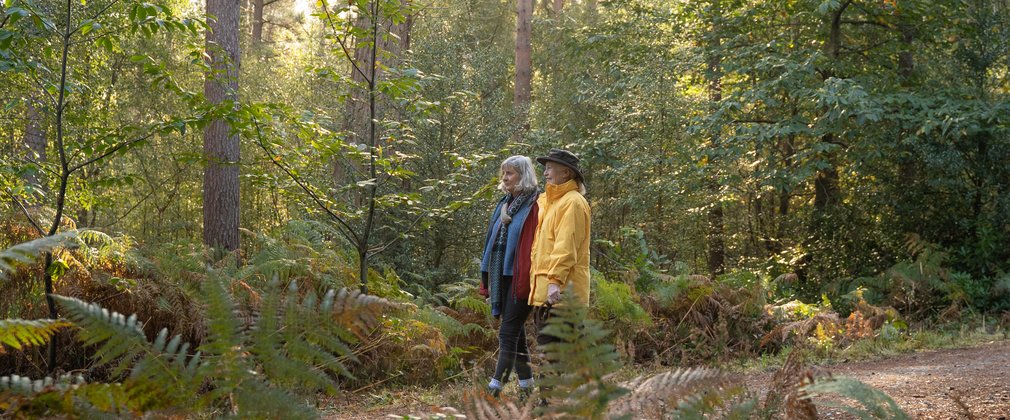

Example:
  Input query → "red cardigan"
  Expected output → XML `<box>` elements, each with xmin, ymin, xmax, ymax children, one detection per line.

<box><xmin>480</xmin><ymin>202</ymin><xmax>538</xmax><ymax>300</ymax></box>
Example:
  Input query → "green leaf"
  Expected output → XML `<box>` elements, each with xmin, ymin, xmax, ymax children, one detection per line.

<box><xmin>47</xmin><ymin>259</ymin><xmax>69</xmax><ymax>281</ymax></box>
<box><xmin>5</xmin><ymin>7</ymin><xmax>29</xmax><ymax>25</ymax></box>
<box><xmin>79</xmin><ymin>19</ymin><xmax>100</xmax><ymax>35</ymax></box>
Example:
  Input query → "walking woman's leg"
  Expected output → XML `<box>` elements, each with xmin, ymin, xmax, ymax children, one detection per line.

<box><xmin>491</xmin><ymin>277</ymin><xmax>522</xmax><ymax>386</ymax></box>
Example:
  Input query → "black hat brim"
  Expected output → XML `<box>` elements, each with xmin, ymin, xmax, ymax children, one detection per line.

<box><xmin>536</xmin><ymin>156</ymin><xmax>584</xmax><ymax>182</ymax></box>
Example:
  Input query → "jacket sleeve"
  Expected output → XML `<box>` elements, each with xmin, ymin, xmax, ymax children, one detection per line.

<box><xmin>546</xmin><ymin>199</ymin><xmax>590</xmax><ymax>287</ymax></box>
<box><xmin>479</xmin><ymin>198</ymin><xmax>504</xmax><ymax>272</ymax></box>
<box><xmin>512</xmin><ymin>202</ymin><xmax>538</xmax><ymax>300</ymax></box>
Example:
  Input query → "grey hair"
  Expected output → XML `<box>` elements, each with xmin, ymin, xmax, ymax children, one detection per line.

<box><xmin>498</xmin><ymin>155</ymin><xmax>539</xmax><ymax>193</ymax></box>
<box><xmin>553</xmin><ymin>164</ymin><xmax>588</xmax><ymax>195</ymax></box>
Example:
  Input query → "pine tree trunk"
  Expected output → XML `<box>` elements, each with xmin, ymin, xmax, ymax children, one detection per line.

<box><xmin>514</xmin><ymin>0</ymin><xmax>533</xmax><ymax>140</ymax></box>
<box><xmin>252</xmin><ymin>0</ymin><xmax>264</xmax><ymax>44</ymax></box>
<box><xmin>337</xmin><ymin>1</ymin><xmax>412</xmax><ymax>186</ymax></box>
<box><xmin>811</xmin><ymin>1</ymin><xmax>849</xmax><ymax>229</ymax></box>
<box><xmin>203</xmin><ymin>0</ymin><xmax>242</xmax><ymax>253</ymax></box>
<box><xmin>22</xmin><ymin>98</ymin><xmax>46</xmax><ymax>205</ymax></box>
<box><xmin>706</xmin><ymin>2</ymin><xmax>725</xmax><ymax>276</ymax></box>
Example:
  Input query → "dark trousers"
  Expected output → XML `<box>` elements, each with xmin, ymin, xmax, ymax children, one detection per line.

<box><xmin>493</xmin><ymin>276</ymin><xmax>533</xmax><ymax>382</ymax></box>
<box><xmin>532</xmin><ymin>305</ymin><xmax>558</xmax><ymax>347</ymax></box>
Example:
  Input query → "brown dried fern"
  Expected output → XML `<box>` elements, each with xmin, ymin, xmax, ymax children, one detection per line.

<box><xmin>763</xmin><ymin>351</ymin><xmax>819</xmax><ymax>419</ymax></box>
<box><xmin>329</xmin><ymin>288</ymin><xmax>406</xmax><ymax>339</ymax></box>
<box><xmin>760</xmin><ymin>312</ymin><xmax>841</xmax><ymax>348</ymax></box>
<box><xmin>607</xmin><ymin>367</ymin><xmax>735</xmax><ymax>418</ymax></box>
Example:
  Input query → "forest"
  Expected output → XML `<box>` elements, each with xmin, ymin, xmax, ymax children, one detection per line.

<box><xmin>1</xmin><ymin>0</ymin><xmax>1009</xmax><ymax>417</ymax></box>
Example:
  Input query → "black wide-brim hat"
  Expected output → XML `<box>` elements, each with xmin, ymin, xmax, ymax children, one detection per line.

<box><xmin>536</xmin><ymin>149</ymin><xmax>584</xmax><ymax>182</ymax></box>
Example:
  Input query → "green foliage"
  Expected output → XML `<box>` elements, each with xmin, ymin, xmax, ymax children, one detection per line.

<box><xmin>412</xmin><ymin>306</ymin><xmax>486</xmax><ymax>342</ymax></box>
<box><xmin>803</xmin><ymin>376</ymin><xmax>911</xmax><ymax>420</ymax></box>
<box><xmin>592</xmin><ymin>271</ymin><xmax>651</xmax><ymax>328</ymax></box>
<box><xmin>0</xmin><ymin>274</ymin><xmax>400</xmax><ymax>417</ymax></box>
<box><xmin>0</xmin><ymin>373</ymin><xmax>85</xmax><ymax>396</ymax></box>
<box><xmin>538</xmin><ymin>291</ymin><xmax>628</xmax><ymax>418</ymax></box>
<box><xmin>0</xmin><ymin>319</ymin><xmax>72</xmax><ymax>353</ymax></box>
<box><xmin>0</xmin><ymin>231</ymin><xmax>79</xmax><ymax>280</ymax></box>
<box><xmin>238</xmin><ymin>220</ymin><xmax>358</xmax><ymax>291</ymax></box>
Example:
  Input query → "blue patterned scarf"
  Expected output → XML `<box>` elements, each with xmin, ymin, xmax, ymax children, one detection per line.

<box><xmin>484</xmin><ymin>190</ymin><xmax>537</xmax><ymax>316</ymax></box>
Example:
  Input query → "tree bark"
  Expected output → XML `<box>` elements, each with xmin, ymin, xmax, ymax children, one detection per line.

<box><xmin>22</xmin><ymin>98</ymin><xmax>47</xmax><ymax>204</ymax></box>
<box><xmin>706</xmin><ymin>1</ymin><xmax>725</xmax><ymax>276</ymax></box>
<box><xmin>514</xmin><ymin>0</ymin><xmax>533</xmax><ymax>140</ymax></box>
<box><xmin>811</xmin><ymin>1</ymin><xmax>849</xmax><ymax>226</ymax></box>
<box><xmin>337</xmin><ymin>1</ymin><xmax>412</xmax><ymax>185</ymax></box>
<box><xmin>553</xmin><ymin>0</ymin><xmax>563</xmax><ymax>13</ymax></box>
<box><xmin>252</xmin><ymin>0</ymin><xmax>264</xmax><ymax>44</ymax></box>
<box><xmin>203</xmin><ymin>0</ymin><xmax>242</xmax><ymax>253</ymax></box>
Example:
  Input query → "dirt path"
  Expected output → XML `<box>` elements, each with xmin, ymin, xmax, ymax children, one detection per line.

<box><xmin>750</xmin><ymin>341</ymin><xmax>1010</xmax><ymax>419</ymax></box>
<box><xmin>327</xmin><ymin>342</ymin><xmax>1010</xmax><ymax>419</ymax></box>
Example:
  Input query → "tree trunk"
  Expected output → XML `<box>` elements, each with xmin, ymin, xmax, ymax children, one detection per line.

<box><xmin>203</xmin><ymin>0</ymin><xmax>242</xmax><ymax>254</ymax></box>
<box><xmin>705</xmin><ymin>2</ymin><xmax>725</xmax><ymax>276</ymax></box>
<box><xmin>811</xmin><ymin>1</ymin><xmax>849</xmax><ymax>228</ymax></box>
<box><xmin>337</xmin><ymin>1</ymin><xmax>412</xmax><ymax>186</ymax></box>
<box><xmin>553</xmin><ymin>0</ymin><xmax>563</xmax><ymax>13</ymax></box>
<box><xmin>898</xmin><ymin>24</ymin><xmax>915</xmax><ymax>83</ymax></box>
<box><xmin>252</xmin><ymin>0</ymin><xmax>264</xmax><ymax>44</ymax></box>
<box><xmin>514</xmin><ymin>0</ymin><xmax>533</xmax><ymax>140</ymax></box>
<box><xmin>22</xmin><ymin>98</ymin><xmax>47</xmax><ymax>204</ymax></box>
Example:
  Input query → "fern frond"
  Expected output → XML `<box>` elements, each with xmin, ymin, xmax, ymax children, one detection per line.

<box><xmin>196</xmin><ymin>275</ymin><xmax>249</xmax><ymax>406</ymax></box>
<box><xmin>0</xmin><ymin>373</ymin><xmax>85</xmax><ymax>395</ymax></box>
<box><xmin>0</xmin><ymin>319</ymin><xmax>73</xmax><ymax>353</ymax></box>
<box><xmin>0</xmin><ymin>230</ymin><xmax>79</xmax><ymax>280</ymax></box>
<box><xmin>414</xmin><ymin>307</ymin><xmax>474</xmax><ymax>340</ymax></box>
<box><xmin>453</xmin><ymin>296</ymin><xmax>491</xmax><ymax>316</ymax></box>
<box><xmin>73</xmin><ymin>230</ymin><xmax>120</xmax><ymax>265</ymax></box>
<box><xmin>123</xmin><ymin>327</ymin><xmax>203</xmax><ymax>410</ymax></box>
<box><xmin>802</xmin><ymin>376</ymin><xmax>911</xmax><ymax>419</ymax></box>
<box><xmin>461</xmin><ymin>390</ymin><xmax>534</xmax><ymax>419</ymax></box>
<box><xmin>53</xmin><ymin>295</ymin><xmax>147</xmax><ymax>376</ymax></box>
<box><xmin>53</xmin><ymin>295</ymin><xmax>204</xmax><ymax>411</ymax></box>
<box><xmin>325</xmin><ymin>288</ymin><xmax>403</xmax><ymax>339</ymax></box>
<box><xmin>538</xmin><ymin>290</ymin><xmax>627</xmax><ymax>418</ymax></box>
<box><xmin>234</xmin><ymin>379</ymin><xmax>318</xmax><ymax>419</ymax></box>
<box><xmin>763</xmin><ymin>350</ymin><xmax>819</xmax><ymax>419</ymax></box>
<box><xmin>609</xmin><ymin>367</ymin><xmax>734</xmax><ymax>418</ymax></box>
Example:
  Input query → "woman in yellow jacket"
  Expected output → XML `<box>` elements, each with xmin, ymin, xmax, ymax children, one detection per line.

<box><xmin>529</xmin><ymin>149</ymin><xmax>591</xmax><ymax>346</ymax></box>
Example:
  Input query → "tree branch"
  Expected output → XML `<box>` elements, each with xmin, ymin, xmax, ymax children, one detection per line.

<box><xmin>251</xmin><ymin>117</ymin><xmax>361</xmax><ymax>246</ymax></box>
<box><xmin>368</xmin><ymin>211</ymin><xmax>425</xmax><ymax>256</ymax></box>
<box><xmin>319</xmin><ymin>0</ymin><xmax>371</xmax><ymax>84</ymax></box>
<box><xmin>5</xmin><ymin>191</ymin><xmax>46</xmax><ymax>237</ymax></box>
<box><xmin>68</xmin><ymin>131</ymin><xmax>156</xmax><ymax>174</ymax></box>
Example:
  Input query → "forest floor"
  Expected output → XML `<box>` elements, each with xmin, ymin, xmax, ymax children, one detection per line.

<box><xmin>745</xmin><ymin>340</ymin><xmax>1010</xmax><ymax>419</ymax></box>
<box><xmin>324</xmin><ymin>340</ymin><xmax>1010</xmax><ymax>419</ymax></box>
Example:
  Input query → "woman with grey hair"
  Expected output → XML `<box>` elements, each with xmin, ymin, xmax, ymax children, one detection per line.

<box><xmin>479</xmin><ymin>155</ymin><xmax>540</xmax><ymax>398</ymax></box>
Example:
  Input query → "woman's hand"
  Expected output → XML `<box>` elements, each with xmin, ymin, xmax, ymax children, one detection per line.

<box><xmin>547</xmin><ymin>283</ymin><xmax>561</xmax><ymax>304</ymax></box>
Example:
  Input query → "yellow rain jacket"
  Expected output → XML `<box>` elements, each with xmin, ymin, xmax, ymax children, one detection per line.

<box><xmin>529</xmin><ymin>179</ymin><xmax>591</xmax><ymax>307</ymax></box>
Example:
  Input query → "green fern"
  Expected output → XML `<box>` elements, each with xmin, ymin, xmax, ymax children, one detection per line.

<box><xmin>803</xmin><ymin>376</ymin><xmax>911</xmax><ymax>419</ymax></box>
<box><xmin>53</xmin><ymin>295</ymin><xmax>203</xmax><ymax>411</ymax></box>
<box><xmin>0</xmin><ymin>243</ymin><xmax>398</xmax><ymax>418</ymax></box>
<box><xmin>0</xmin><ymin>319</ymin><xmax>73</xmax><ymax>352</ymax></box>
<box><xmin>413</xmin><ymin>306</ymin><xmax>490</xmax><ymax>340</ymax></box>
<box><xmin>0</xmin><ymin>230</ymin><xmax>79</xmax><ymax>280</ymax></box>
<box><xmin>0</xmin><ymin>373</ymin><xmax>85</xmax><ymax>395</ymax></box>
<box><xmin>537</xmin><ymin>289</ymin><xmax>628</xmax><ymax>418</ymax></box>
<box><xmin>52</xmin><ymin>295</ymin><xmax>148</xmax><ymax>376</ymax></box>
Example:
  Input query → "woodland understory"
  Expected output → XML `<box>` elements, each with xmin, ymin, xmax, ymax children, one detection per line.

<box><xmin>2</xmin><ymin>0</ymin><xmax>1010</xmax><ymax>418</ymax></box>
